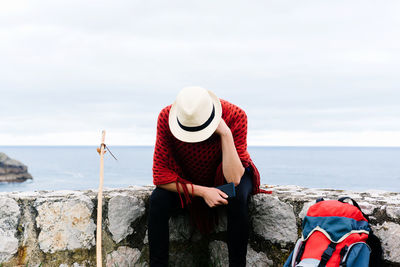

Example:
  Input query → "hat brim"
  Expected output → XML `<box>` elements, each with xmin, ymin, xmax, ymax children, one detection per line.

<box><xmin>169</xmin><ymin>90</ymin><xmax>222</xmax><ymax>143</ymax></box>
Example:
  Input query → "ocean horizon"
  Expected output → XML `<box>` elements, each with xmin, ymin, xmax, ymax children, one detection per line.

<box><xmin>1</xmin><ymin>145</ymin><xmax>399</xmax><ymax>193</ymax></box>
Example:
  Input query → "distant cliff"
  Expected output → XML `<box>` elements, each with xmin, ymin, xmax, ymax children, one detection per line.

<box><xmin>0</xmin><ymin>152</ymin><xmax>33</xmax><ymax>182</ymax></box>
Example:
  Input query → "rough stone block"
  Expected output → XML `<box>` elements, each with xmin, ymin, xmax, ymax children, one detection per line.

<box><xmin>169</xmin><ymin>214</ymin><xmax>192</xmax><ymax>241</ymax></box>
<box><xmin>106</xmin><ymin>246</ymin><xmax>142</xmax><ymax>267</ymax></box>
<box><xmin>209</xmin><ymin>240</ymin><xmax>273</xmax><ymax>266</ymax></box>
<box><xmin>373</xmin><ymin>222</ymin><xmax>400</xmax><ymax>263</ymax></box>
<box><xmin>108</xmin><ymin>194</ymin><xmax>145</xmax><ymax>243</ymax></box>
<box><xmin>35</xmin><ymin>195</ymin><xmax>96</xmax><ymax>253</ymax></box>
<box><xmin>298</xmin><ymin>201</ymin><xmax>314</xmax><ymax>220</ymax></box>
<box><xmin>386</xmin><ymin>206</ymin><xmax>400</xmax><ymax>219</ymax></box>
<box><xmin>59</xmin><ymin>263</ymin><xmax>88</xmax><ymax>267</ymax></box>
<box><xmin>358</xmin><ymin>202</ymin><xmax>377</xmax><ymax>215</ymax></box>
<box><xmin>250</xmin><ymin>194</ymin><xmax>297</xmax><ymax>246</ymax></box>
<box><xmin>0</xmin><ymin>197</ymin><xmax>20</xmax><ymax>263</ymax></box>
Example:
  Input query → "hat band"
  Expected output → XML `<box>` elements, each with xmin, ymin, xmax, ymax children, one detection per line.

<box><xmin>177</xmin><ymin>105</ymin><xmax>215</xmax><ymax>132</ymax></box>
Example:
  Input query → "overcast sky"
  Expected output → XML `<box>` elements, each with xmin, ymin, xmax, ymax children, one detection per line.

<box><xmin>1</xmin><ymin>0</ymin><xmax>399</xmax><ymax>146</ymax></box>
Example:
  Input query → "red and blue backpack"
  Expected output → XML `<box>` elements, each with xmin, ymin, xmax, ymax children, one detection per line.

<box><xmin>284</xmin><ymin>197</ymin><xmax>380</xmax><ymax>267</ymax></box>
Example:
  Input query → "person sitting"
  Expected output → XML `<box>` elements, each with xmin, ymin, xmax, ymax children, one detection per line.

<box><xmin>148</xmin><ymin>86</ymin><xmax>269</xmax><ymax>267</ymax></box>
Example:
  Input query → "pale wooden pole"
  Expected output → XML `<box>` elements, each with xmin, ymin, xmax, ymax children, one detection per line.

<box><xmin>96</xmin><ymin>130</ymin><xmax>106</xmax><ymax>267</ymax></box>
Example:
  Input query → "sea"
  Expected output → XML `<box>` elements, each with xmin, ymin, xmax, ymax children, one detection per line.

<box><xmin>0</xmin><ymin>146</ymin><xmax>399</xmax><ymax>193</ymax></box>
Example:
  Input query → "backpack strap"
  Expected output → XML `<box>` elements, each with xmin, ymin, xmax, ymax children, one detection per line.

<box><xmin>318</xmin><ymin>242</ymin><xmax>337</xmax><ymax>267</ymax></box>
<box><xmin>294</xmin><ymin>241</ymin><xmax>306</xmax><ymax>265</ymax></box>
<box><xmin>366</xmin><ymin>229</ymin><xmax>384</xmax><ymax>266</ymax></box>
<box><xmin>338</xmin><ymin>197</ymin><xmax>362</xmax><ymax>210</ymax></box>
<box><xmin>338</xmin><ymin>197</ymin><xmax>369</xmax><ymax>221</ymax></box>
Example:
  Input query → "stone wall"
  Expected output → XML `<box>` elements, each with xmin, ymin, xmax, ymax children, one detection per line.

<box><xmin>0</xmin><ymin>185</ymin><xmax>399</xmax><ymax>267</ymax></box>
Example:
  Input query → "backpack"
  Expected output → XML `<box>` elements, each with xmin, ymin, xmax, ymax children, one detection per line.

<box><xmin>284</xmin><ymin>197</ymin><xmax>382</xmax><ymax>267</ymax></box>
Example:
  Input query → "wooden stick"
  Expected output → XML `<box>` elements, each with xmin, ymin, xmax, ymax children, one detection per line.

<box><xmin>96</xmin><ymin>130</ymin><xmax>106</xmax><ymax>267</ymax></box>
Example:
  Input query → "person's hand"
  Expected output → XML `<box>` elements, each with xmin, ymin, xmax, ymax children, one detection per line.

<box><xmin>215</xmin><ymin>119</ymin><xmax>231</xmax><ymax>137</ymax></box>
<box><xmin>201</xmin><ymin>187</ymin><xmax>228</xmax><ymax>208</ymax></box>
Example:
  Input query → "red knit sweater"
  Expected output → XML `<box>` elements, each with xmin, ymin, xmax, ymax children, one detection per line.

<box><xmin>153</xmin><ymin>99</ymin><xmax>270</xmax><ymax>232</ymax></box>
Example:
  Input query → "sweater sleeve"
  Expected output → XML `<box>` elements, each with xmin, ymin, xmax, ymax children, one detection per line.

<box><xmin>152</xmin><ymin>109</ymin><xmax>180</xmax><ymax>185</ymax></box>
<box><xmin>222</xmin><ymin>102</ymin><xmax>271</xmax><ymax>194</ymax></box>
<box><xmin>152</xmin><ymin>108</ymin><xmax>193</xmax><ymax>206</ymax></box>
<box><xmin>230</xmin><ymin>108</ymin><xmax>251</xmax><ymax>167</ymax></box>
<box><xmin>214</xmin><ymin>103</ymin><xmax>252</xmax><ymax>187</ymax></box>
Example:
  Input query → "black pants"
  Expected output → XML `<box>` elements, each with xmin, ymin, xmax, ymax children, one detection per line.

<box><xmin>148</xmin><ymin>169</ymin><xmax>253</xmax><ymax>267</ymax></box>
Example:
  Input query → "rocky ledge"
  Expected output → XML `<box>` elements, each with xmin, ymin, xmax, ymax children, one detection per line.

<box><xmin>0</xmin><ymin>185</ymin><xmax>399</xmax><ymax>266</ymax></box>
<box><xmin>0</xmin><ymin>152</ymin><xmax>33</xmax><ymax>182</ymax></box>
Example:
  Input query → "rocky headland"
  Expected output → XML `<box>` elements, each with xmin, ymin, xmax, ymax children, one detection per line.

<box><xmin>0</xmin><ymin>152</ymin><xmax>33</xmax><ymax>182</ymax></box>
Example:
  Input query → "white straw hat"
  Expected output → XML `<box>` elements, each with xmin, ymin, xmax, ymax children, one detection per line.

<box><xmin>169</xmin><ymin>86</ymin><xmax>222</xmax><ymax>143</ymax></box>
